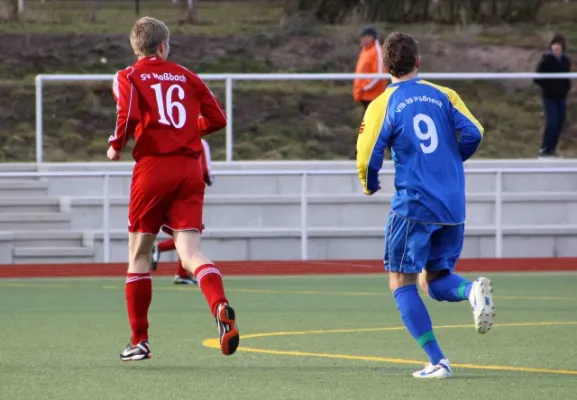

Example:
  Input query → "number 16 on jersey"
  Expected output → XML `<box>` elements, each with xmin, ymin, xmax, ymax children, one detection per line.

<box><xmin>151</xmin><ymin>83</ymin><xmax>186</xmax><ymax>129</ymax></box>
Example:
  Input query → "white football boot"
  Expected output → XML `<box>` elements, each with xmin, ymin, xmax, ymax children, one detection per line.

<box><xmin>469</xmin><ymin>277</ymin><xmax>496</xmax><ymax>334</ymax></box>
<box><xmin>413</xmin><ymin>359</ymin><xmax>453</xmax><ymax>379</ymax></box>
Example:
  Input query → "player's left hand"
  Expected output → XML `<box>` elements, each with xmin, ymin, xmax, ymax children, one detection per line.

<box><xmin>363</xmin><ymin>185</ymin><xmax>381</xmax><ymax>196</ymax></box>
<box><xmin>107</xmin><ymin>146</ymin><xmax>121</xmax><ymax>161</ymax></box>
<box><xmin>204</xmin><ymin>173</ymin><xmax>213</xmax><ymax>186</ymax></box>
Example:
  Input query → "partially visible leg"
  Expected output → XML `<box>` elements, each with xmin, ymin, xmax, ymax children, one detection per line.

<box><xmin>540</xmin><ymin>98</ymin><xmax>559</xmax><ymax>155</ymax></box>
<box><xmin>168</xmin><ymin>159</ymin><xmax>238</xmax><ymax>355</ymax></box>
<box><xmin>157</xmin><ymin>238</ymin><xmax>176</xmax><ymax>252</ymax></box>
<box><xmin>420</xmin><ymin>270</ymin><xmax>472</xmax><ymax>302</ymax></box>
<box><xmin>121</xmin><ymin>156</ymin><xmax>174</xmax><ymax>361</ymax></box>
<box><xmin>121</xmin><ymin>232</ymin><xmax>156</xmax><ymax>361</ymax></box>
<box><xmin>150</xmin><ymin>238</ymin><xmax>175</xmax><ymax>270</ymax></box>
<box><xmin>421</xmin><ymin>225</ymin><xmax>471</xmax><ymax>303</ymax></box>
<box><xmin>385</xmin><ymin>214</ymin><xmax>451</xmax><ymax>378</ymax></box>
<box><xmin>174</xmin><ymin>230</ymin><xmax>238</xmax><ymax>355</ymax></box>
<box><xmin>149</xmin><ymin>238</ymin><xmax>196</xmax><ymax>284</ymax></box>
<box><xmin>173</xmin><ymin>230</ymin><xmax>227</xmax><ymax>314</ymax></box>
<box><xmin>150</xmin><ymin>238</ymin><xmax>174</xmax><ymax>272</ymax></box>
<box><xmin>549</xmin><ymin>98</ymin><xmax>567</xmax><ymax>154</ymax></box>
<box><xmin>390</xmin><ymin>273</ymin><xmax>447</xmax><ymax>368</ymax></box>
<box><xmin>423</xmin><ymin>225</ymin><xmax>495</xmax><ymax>334</ymax></box>
<box><xmin>173</xmin><ymin>258</ymin><xmax>198</xmax><ymax>285</ymax></box>
<box><xmin>176</xmin><ymin>260</ymin><xmax>188</xmax><ymax>277</ymax></box>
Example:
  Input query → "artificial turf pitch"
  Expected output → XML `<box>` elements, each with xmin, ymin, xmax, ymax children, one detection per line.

<box><xmin>1</xmin><ymin>273</ymin><xmax>576</xmax><ymax>400</ymax></box>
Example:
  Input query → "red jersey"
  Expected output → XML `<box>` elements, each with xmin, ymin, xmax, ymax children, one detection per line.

<box><xmin>109</xmin><ymin>56</ymin><xmax>226</xmax><ymax>161</ymax></box>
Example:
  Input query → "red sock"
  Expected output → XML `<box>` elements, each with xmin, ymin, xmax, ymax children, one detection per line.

<box><xmin>195</xmin><ymin>264</ymin><xmax>228</xmax><ymax>317</ymax></box>
<box><xmin>125</xmin><ymin>273</ymin><xmax>152</xmax><ymax>345</ymax></box>
<box><xmin>158</xmin><ymin>238</ymin><xmax>176</xmax><ymax>253</ymax></box>
<box><xmin>176</xmin><ymin>259</ymin><xmax>188</xmax><ymax>278</ymax></box>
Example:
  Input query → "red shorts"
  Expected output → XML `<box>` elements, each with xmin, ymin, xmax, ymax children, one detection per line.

<box><xmin>128</xmin><ymin>155</ymin><xmax>205</xmax><ymax>234</ymax></box>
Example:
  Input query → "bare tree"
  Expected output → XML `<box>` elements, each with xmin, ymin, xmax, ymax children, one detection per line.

<box><xmin>10</xmin><ymin>0</ymin><xmax>22</xmax><ymax>21</ymax></box>
<box><xmin>186</xmin><ymin>0</ymin><xmax>197</xmax><ymax>23</ymax></box>
<box><xmin>284</xmin><ymin>0</ymin><xmax>546</xmax><ymax>24</ymax></box>
<box><xmin>86</xmin><ymin>0</ymin><xmax>98</xmax><ymax>23</ymax></box>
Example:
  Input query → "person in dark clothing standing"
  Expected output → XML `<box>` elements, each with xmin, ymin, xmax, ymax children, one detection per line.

<box><xmin>534</xmin><ymin>34</ymin><xmax>571</xmax><ymax>158</ymax></box>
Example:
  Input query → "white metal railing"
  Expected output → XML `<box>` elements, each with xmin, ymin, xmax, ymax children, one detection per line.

<box><xmin>3</xmin><ymin>167</ymin><xmax>577</xmax><ymax>263</ymax></box>
<box><xmin>35</xmin><ymin>72</ymin><xmax>577</xmax><ymax>164</ymax></box>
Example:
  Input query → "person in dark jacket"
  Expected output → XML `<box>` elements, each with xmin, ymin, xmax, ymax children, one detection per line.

<box><xmin>534</xmin><ymin>34</ymin><xmax>571</xmax><ymax>158</ymax></box>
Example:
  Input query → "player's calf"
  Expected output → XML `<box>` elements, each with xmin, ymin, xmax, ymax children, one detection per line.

<box><xmin>390</xmin><ymin>273</ymin><xmax>448</xmax><ymax>376</ymax></box>
<box><xmin>173</xmin><ymin>230</ymin><xmax>239</xmax><ymax>356</ymax></box>
<box><xmin>425</xmin><ymin>271</ymin><xmax>473</xmax><ymax>303</ymax></box>
<box><xmin>122</xmin><ymin>233</ymin><xmax>155</xmax><ymax>360</ymax></box>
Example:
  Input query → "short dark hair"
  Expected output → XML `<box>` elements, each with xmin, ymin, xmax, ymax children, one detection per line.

<box><xmin>383</xmin><ymin>32</ymin><xmax>419</xmax><ymax>78</ymax></box>
<box><xmin>359</xmin><ymin>26</ymin><xmax>378</xmax><ymax>39</ymax></box>
<box><xmin>550</xmin><ymin>34</ymin><xmax>566</xmax><ymax>51</ymax></box>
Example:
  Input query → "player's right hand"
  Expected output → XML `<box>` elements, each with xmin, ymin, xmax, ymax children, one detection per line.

<box><xmin>107</xmin><ymin>146</ymin><xmax>121</xmax><ymax>161</ymax></box>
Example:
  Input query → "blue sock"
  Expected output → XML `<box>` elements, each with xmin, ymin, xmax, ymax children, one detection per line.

<box><xmin>428</xmin><ymin>273</ymin><xmax>472</xmax><ymax>302</ymax></box>
<box><xmin>394</xmin><ymin>284</ymin><xmax>445</xmax><ymax>365</ymax></box>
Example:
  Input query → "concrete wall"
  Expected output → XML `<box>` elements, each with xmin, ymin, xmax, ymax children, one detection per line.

<box><xmin>1</xmin><ymin>160</ymin><xmax>577</xmax><ymax>263</ymax></box>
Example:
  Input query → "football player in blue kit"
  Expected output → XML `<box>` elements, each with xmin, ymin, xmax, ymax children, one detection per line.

<box><xmin>356</xmin><ymin>32</ymin><xmax>495</xmax><ymax>379</ymax></box>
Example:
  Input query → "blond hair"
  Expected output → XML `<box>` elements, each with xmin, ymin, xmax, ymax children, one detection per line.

<box><xmin>130</xmin><ymin>17</ymin><xmax>170</xmax><ymax>57</ymax></box>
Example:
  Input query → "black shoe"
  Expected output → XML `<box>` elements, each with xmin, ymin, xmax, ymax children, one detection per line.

<box><xmin>216</xmin><ymin>303</ymin><xmax>239</xmax><ymax>356</ymax></box>
<box><xmin>150</xmin><ymin>242</ymin><xmax>160</xmax><ymax>271</ymax></box>
<box><xmin>538</xmin><ymin>149</ymin><xmax>562</xmax><ymax>159</ymax></box>
<box><xmin>174</xmin><ymin>275</ymin><xmax>198</xmax><ymax>285</ymax></box>
<box><xmin>120</xmin><ymin>340</ymin><xmax>151</xmax><ymax>361</ymax></box>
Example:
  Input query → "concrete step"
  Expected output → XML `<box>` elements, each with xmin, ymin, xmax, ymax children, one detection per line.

<box><xmin>9</xmin><ymin>231</ymin><xmax>85</xmax><ymax>248</ymax></box>
<box><xmin>0</xmin><ymin>177</ymin><xmax>41</xmax><ymax>182</ymax></box>
<box><xmin>0</xmin><ymin>163</ymin><xmax>38</xmax><ymax>172</ymax></box>
<box><xmin>0</xmin><ymin>180</ymin><xmax>49</xmax><ymax>197</ymax></box>
<box><xmin>12</xmin><ymin>246</ymin><xmax>95</xmax><ymax>264</ymax></box>
<box><xmin>0</xmin><ymin>197</ymin><xmax>61</xmax><ymax>213</ymax></box>
<box><xmin>0</xmin><ymin>212</ymin><xmax>70</xmax><ymax>230</ymax></box>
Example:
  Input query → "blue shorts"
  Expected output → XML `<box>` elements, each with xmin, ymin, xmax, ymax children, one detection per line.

<box><xmin>384</xmin><ymin>212</ymin><xmax>464</xmax><ymax>274</ymax></box>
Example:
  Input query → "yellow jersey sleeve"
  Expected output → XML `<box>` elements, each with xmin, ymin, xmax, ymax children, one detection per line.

<box><xmin>356</xmin><ymin>87</ymin><xmax>396</xmax><ymax>194</ymax></box>
<box><xmin>419</xmin><ymin>80</ymin><xmax>484</xmax><ymax>160</ymax></box>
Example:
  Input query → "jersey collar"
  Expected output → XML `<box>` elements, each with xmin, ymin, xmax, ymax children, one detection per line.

<box><xmin>387</xmin><ymin>77</ymin><xmax>422</xmax><ymax>88</ymax></box>
<box><xmin>136</xmin><ymin>55</ymin><xmax>165</xmax><ymax>65</ymax></box>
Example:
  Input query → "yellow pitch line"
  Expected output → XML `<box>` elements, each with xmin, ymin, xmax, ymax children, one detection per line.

<box><xmin>202</xmin><ymin>340</ymin><xmax>577</xmax><ymax>376</ymax></box>
<box><xmin>203</xmin><ymin>321</ymin><xmax>577</xmax><ymax>376</ymax></box>
<box><xmin>238</xmin><ymin>321</ymin><xmax>577</xmax><ymax>340</ymax></box>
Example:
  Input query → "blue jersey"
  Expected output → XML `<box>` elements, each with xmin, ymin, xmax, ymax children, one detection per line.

<box><xmin>356</xmin><ymin>78</ymin><xmax>484</xmax><ymax>224</ymax></box>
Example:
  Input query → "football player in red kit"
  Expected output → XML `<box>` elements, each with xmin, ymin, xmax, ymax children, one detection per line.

<box><xmin>108</xmin><ymin>16</ymin><xmax>239</xmax><ymax>361</ymax></box>
<box><xmin>151</xmin><ymin>139</ymin><xmax>214</xmax><ymax>285</ymax></box>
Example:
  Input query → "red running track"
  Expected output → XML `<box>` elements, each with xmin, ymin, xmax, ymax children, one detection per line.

<box><xmin>0</xmin><ymin>258</ymin><xmax>576</xmax><ymax>278</ymax></box>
